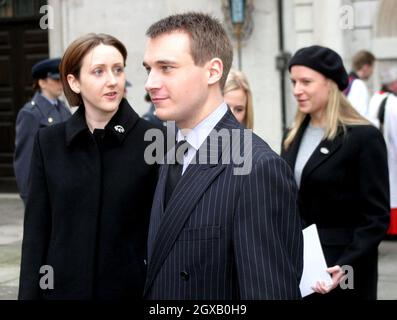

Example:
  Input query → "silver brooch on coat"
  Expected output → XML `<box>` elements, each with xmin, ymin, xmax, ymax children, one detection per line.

<box><xmin>114</xmin><ymin>125</ymin><xmax>125</xmax><ymax>133</ymax></box>
<box><xmin>320</xmin><ymin>147</ymin><xmax>329</xmax><ymax>154</ymax></box>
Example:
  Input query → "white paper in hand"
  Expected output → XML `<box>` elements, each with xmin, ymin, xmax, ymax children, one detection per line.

<box><xmin>299</xmin><ymin>224</ymin><xmax>333</xmax><ymax>297</ymax></box>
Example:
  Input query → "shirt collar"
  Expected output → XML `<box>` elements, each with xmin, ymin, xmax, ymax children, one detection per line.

<box><xmin>40</xmin><ymin>93</ymin><xmax>57</xmax><ymax>106</ymax></box>
<box><xmin>176</xmin><ymin>102</ymin><xmax>228</xmax><ymax>151</ymax></box>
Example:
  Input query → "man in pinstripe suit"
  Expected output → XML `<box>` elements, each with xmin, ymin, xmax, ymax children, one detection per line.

<box><xmin>142</xmin><ymin>12</ymin><xmax>303</xmax><ymax>299</ymax></box>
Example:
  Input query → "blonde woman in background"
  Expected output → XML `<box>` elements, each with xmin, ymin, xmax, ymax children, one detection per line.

<box><xmin>281</xmin><ymin>45</ymin><xmax>389</xmax><ymax>300</ymax></box>
<box><xmin>224</xmin><ymin>69</ymin><xmax>254</xmax><ymax>129</ymax></box>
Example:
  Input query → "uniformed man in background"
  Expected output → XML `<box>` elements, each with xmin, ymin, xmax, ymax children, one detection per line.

<box><xmin>14</xmin><ymin>58</ymin><xmax>71</xmax><ymax>204</ymax></box>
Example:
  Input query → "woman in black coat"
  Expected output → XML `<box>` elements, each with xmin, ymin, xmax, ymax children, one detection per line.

<box><xmin>18</xmin><ymin>33</ymin><xmax>161</xmax><ymax>300</ymax></box>
<box><xmin>281</xmin><ymin>45</ymin><xmax>390</xmax><ymax>300</ymax></box>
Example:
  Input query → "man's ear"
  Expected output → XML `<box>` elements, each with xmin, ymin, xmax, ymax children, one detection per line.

<box><xmin>67</xmin><ymin>74</ymin><xmax>81</xmax><ymax>93</ymax></box>
<box><xmin>207</xmin><ymin>58</ymin><xmax>223</xmax><ymax>85</ymax></box>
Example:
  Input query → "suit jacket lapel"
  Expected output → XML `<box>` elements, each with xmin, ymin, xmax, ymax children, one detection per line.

<box><xmin>300</xmin><ymin>130</ymin><xmax>343</xmax><ymax>183</ymax></box>
<box><xmin>283</xmin><ymin>116</ymin><xmax>345</xmax><ymax>184</ymax></box>
<box><xmin>144</xmin><ymin>110</ymin><xmax>237</xmax><ymax>295</ymax></box>
<box><xmin>146</xmin><ymin>164</ymin><xmax>168</xmax><ymax>260</ymax></box>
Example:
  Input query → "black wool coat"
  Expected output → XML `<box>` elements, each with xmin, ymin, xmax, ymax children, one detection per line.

<box><xmin>281</xmin><ymin>116</ymin><xmax>390</xmax><ymax>300</ymax></box>
<box><xmin>19</xmin><ymin>99</ymin><xmax>161</xmax><ymax>300</ymax></box>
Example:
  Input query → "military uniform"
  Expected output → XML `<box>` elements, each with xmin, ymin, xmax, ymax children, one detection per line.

<box><xmin>14</xmin><ymin>92</ymin><xmax>71</xmax><ymax>203</ymax></box>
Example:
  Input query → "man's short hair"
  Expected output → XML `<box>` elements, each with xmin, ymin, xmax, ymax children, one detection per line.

<box><xmin>146</xmin><ymin>12</ymin><xmax>233</xmax><ymax>89</ymax></box>
<box><xmin>352</xmin><ymin>50</ymin><xmax>375</xmax><ymax>71</ymax></box>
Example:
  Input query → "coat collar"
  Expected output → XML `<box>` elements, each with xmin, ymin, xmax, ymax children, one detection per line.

<box><xmin>144</xmin><ymin>110</ymin><xmax>239</xmax><ymax>295</ymax></box>
<box><xmin>32</xmin><ymin>92</ymin><xmax>59</xmax><ymax>115</ymax></box>
<box><xmin>65</xmin><ymin>98</ymin><xmax>140</xmax><ymax>146</ymax></box>
<box><xmin>300</xmin><ymin>131</ymin><xmax>344</xmax><ymax>182</ymax></box>
<box><xmin>282</xmin><ymin>115</ymin><xmax>345</xmax><ymax>183</ymax></box>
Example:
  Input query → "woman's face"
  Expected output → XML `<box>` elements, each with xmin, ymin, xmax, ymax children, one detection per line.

<box><xmin>224</xmin><ymin>88</ymin><xmax>247</xmax><ymax>125</ymax></box>
<box><xmin>39</xmin><ymin>78</ymin><xmax>63</xmax><ymax>100</ymax></box>
<box><xmin>290</xmin><ymin>65</ymin><xmax>330</xmax><ymax>118</ymax></box>
<box><xmin>68</xmin><ymin>44</ymin><xmax>125</xmax><ymax>117</ymax></box>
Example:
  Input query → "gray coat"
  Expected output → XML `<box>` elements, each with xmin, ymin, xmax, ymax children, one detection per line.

<box><xmin>14</xmin><ymin>92</ymin><xmax>71</xmax><ymax>203</ymax></box>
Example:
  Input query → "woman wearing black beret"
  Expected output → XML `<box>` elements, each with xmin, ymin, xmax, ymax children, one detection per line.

<box><xmin>281</xmin><ymin>45</ymin><xmax>390</xmax><ymax>300</ymax></box>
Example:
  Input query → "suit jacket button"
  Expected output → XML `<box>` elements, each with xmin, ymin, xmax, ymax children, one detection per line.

<box><xmin>180</xmin><ymin>271</ymin><xmax>189</xmax><ymax>281</ymax></box>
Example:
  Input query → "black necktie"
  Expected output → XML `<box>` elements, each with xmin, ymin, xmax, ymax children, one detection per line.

<box><xmin>164</xmin><ymin>140</ymin><xmax>189</xmax><ymax>209</ymax></box>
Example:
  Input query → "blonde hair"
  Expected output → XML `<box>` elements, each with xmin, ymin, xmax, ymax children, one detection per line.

<box><xmin>224</xmin><ymin>69</ymin><xmax>254</xmax><ymax>129</ymax></box>
<box><xmin>283</xmin><ymin>81</ymin><xmax>370</xmax><ymax>150</ymax></box>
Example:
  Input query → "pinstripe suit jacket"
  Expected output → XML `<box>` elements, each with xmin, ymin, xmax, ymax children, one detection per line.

<box><xmin>145</xmin><ymin>110</ymin><xmax>303</xmax><ymax>300</ymax></box>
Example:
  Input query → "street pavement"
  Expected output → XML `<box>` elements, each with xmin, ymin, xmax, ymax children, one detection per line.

<box><xmin>0</xmin><ymin>195</ymin><xmax>396</xmax><ymax>300</ymax></box>
<box><xmin>0</xmin><ymin>195</ymin><xmax>23</xmax><ymax>300</ymax></box>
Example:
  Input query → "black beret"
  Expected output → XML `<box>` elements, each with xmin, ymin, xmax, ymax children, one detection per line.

<box><xmin>31</xmin><ymin>58</ymin><xmax>61</xmax><ymax>80</ymax></box>
<box><xmin>288</xmin><ymin>45</ymin><xmax>348</xmax><ymax>91</ymax></box>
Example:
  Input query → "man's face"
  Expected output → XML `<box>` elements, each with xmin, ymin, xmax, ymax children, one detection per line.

<box><xmin>362</xmin><ymin>63</ymin><xmax>374</xmax><ymax>80</ymax></box>
<box><xmin>143</xmin><ymin>31</ymin><xmax>209</xmax><ymax>129</ymax></box>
